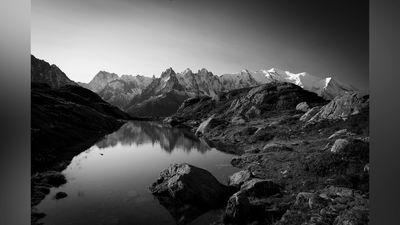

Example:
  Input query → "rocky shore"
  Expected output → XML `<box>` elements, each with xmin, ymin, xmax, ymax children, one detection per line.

<box><xmin>160</xmin><ymin>82</ymin><xmax>369</xmax><ymax>224</ymax></box>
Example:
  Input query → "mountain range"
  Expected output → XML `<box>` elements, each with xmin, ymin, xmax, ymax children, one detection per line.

<box><xmin>79</xmin><ymin>67</ymin><xmax>361</xmax><ymax>117</ymax></box>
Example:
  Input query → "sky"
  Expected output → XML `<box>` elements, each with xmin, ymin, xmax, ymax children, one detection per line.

<box><xmin>31</xmin><ymin>0</ymin><xmax>369</xmax><ymax>90</ymax></box>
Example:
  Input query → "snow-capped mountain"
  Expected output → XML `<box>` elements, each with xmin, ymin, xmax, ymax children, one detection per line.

<box><xmin>81</xmin><ymin>66</ymin><xmax>360</xmax><ymax>117</ymax></box>
<box><xmin>249</xmin><ymin>68</ymin><xmax>359</xmax><ymax>100</ymax></box>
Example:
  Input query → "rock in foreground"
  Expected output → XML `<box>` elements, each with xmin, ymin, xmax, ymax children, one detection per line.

<box><xmin>150</xmin><ymin>163</ymin><xmax>231</xmax><ymax>207</ymax></box>
<box><xmin>149</xmin><ymin>163</ymin><xmax>233</xmax><ymax>224</ymax></box>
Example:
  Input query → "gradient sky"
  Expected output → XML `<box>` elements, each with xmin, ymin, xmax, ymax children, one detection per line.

<box><xmin>31</xmin><ymin>0</ymin><xmax>368</xmax><ymax>90</ymax></box>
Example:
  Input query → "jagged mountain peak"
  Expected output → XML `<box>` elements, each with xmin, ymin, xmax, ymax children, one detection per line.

<box><xmin>161</xmin><ymin>67</ymin><xmax>176</xmax><ymax>78</ymax></box>
<box><xmin>241</xmin><ymin>69</ymin><xmax>251</xmax><ymax>74</ymax></box>
<box><xmin>198</xmin><ymin>68</ymin><xmax>213</xmax><ymax>76</ymax></box>
<box><xmin>182</xmin><ymin>68</ymin><xmax>193</xmax><ymax>75</ymax></box>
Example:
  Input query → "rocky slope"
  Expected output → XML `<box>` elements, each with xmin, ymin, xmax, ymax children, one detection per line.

<box><xmin>31</xmin><ymin>55</ymin><xmax>77</xmax><ymax>88</ymax></box>
<box><xmin>162</xmin><ymin>81</ymin><xmax>369</xmax><ymax>224</ymax></box>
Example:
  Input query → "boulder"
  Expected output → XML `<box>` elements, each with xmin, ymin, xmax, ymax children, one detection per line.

<box><xmin>240</xmin><ymin>179</ymin><xmax>281</xmax><ymax>198</ymax></box>
<box><xmin>330</xmin><ymin>139</ymin><xmax>350</xmax><ymax>153</ymax></box>
<box><xmin>228</xmin><ymin>170</ymin><xmax>253</xmax><ymax>188</ymax></box>
<box><xmin>224</xmin><ymin>179</ymin><xmax>281</xmax><ymax>223</ymax></box>
<box><xmin>163</xmin><ymin>117</ymin><xmax>181</xmax><ymax>126</ymax></box>
<box><xmin>328</xmin><ymin>129</ymin><xmax>351</xmax><ymax>139</ymax></box>
<box><xmin>149</xmin><ymin>163</ymin><xmax>231</xmax><ymax>207</ymax></box>
<box><xmin>149</xmin><ymin>163</ymin><xmax>234</xmax><ymax>224</ymax></box>
<box><xmin>54</xmin><ymin>192</ymin><xmax>68</xmax><ymax>200</ymax></box>
<box><xmin>231</xmin><ymin>116</ymin><xmax>246</xmax><ymax>125</ymax></box>
<box><xmin>224</xmin><ymin>191</ymin><xmax>251</xmax><ymax>223</ymax></box>
<box><xmin>295</xmin><ymin>102</ymin><xmax>309</xmax><ymax>112</ymax></box>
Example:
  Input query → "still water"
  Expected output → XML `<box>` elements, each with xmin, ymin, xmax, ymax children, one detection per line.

<box><xmin>36</xmin><ymin>121</ymin><xmax>239</xmax><ymax>225</ymax></box>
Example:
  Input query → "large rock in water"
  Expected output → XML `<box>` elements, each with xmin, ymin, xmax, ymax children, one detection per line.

<box><xmin>150</xmin><ymin>163</ymin><xmax>230</xmax><ymax>206</ymax></box>
<box><xmin>149</xmin><ymin>163</ymin><xmax>233</xmax><ymax>224</ymax></box>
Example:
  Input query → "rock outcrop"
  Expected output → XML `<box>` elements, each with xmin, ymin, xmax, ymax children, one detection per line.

<box><xmin>301</xmin><ymin>92</ymin><xmax>369</xmax><ymax>123</ymax></box>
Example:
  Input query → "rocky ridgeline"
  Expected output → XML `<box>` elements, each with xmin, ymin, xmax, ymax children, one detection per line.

<box><xmin>155</xmin><ymin>81</ymin><xmax>369</xmax><ymax>224</ymax></box>
<box><xmin>31</xmin><ymin>55</ymin><xmax>78</xmax><ymax>88</ymax></box>
<box><xmin>80</xmin><ymin>66</ymin><xmax>361</xmax><ymax>118</ymax></box>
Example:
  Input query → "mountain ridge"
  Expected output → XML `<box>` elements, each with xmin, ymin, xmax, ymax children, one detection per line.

<box><xmin>78</xmin><ymin>66</ymin><xmax>362</xmax><ymax>117</ymax></box>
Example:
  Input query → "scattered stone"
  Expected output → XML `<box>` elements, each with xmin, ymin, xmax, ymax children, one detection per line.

<box><xmin>36</xmin><ymin>171</ymin><xmax>67</xmax><ymax>187</ymax></box>
<box><xmin>295</xmin><ymin>102</ymin><xmax>309</xmax><ymax>112</ymax></box>
<box><xmin>54</xmin><ymin>192</ymin><xmax>68</xmax><ymax>200</ymax></box>
<box><xmin>163</xmin><ymin>117</ymin><xmax>181</xmax><ymax>126</ymax></box>
<box><xmin>231</xmin><ymin>116</ymin><xmax>246</xmax><ymax>125</ymax></box>
<box><xmin>356</xmin><ymin>136</ymin><xmax>370</xmax><ymax>143</ymax></box>
<box><xmin>364</xmin><ymin>164</ymin><xmax>370</xmax><ymax>173</ymax></box>
<box><xmin>228</xmin><ymin>170</ymin><xmax>253</xmax><ymax>188</ymax></box>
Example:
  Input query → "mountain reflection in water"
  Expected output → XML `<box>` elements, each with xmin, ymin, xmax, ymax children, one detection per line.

<box><xmin>35</xmin><ymin>121</ymin><xmax>239</xmax><ymax>225</ymax></box>
<box><xmin>96</xmin><ymin>121</ymin><xmax>209</xmax><ymax>153</ymax></box>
